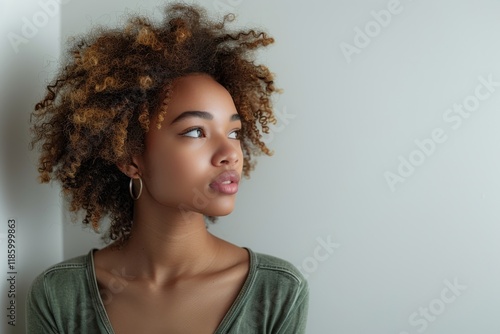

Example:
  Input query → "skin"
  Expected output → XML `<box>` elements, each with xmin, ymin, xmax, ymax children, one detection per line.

<box><xmin>93</xmin><ymin>73</ymin><xmax>250</xmax><ymax>334</ymax></box>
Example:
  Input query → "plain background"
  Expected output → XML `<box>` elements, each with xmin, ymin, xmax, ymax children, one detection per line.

<box><xmin>2</xmin><ymin>0</ymin><xmax>500</xmax><ymax>333</ymax></box>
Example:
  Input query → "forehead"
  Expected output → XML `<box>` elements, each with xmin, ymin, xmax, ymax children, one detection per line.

<box><xmin>162</xmin><ymin>73</ymin><xmax>238</xmax><ymax>120</ymax></box>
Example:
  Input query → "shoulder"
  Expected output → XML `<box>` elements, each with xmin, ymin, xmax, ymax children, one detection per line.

<box><xmin>251</xmin><ymin>250</ymin><xmax>307</xmax><ymax>288</ymax></box>
<box><xmin>221</xmin><ymin>249</ymin><xmax>309</xmax><ymax>333</ymax></box>
<box><xmin>245</xmin><ymin>249</ymin><xmax>309</xmax><ymax>306</ymax></box>
<box><xmin>33</xmin><ymin>251</ymin><xmax>90</xmax><ymax>279</ymax></box>
<box><xmin>44</xmin><ymin>252</ymin><xmax>90</xmax><ymax>271</ymax></box>
<box><xmin>26</xmin><ymin>250</ymin><xmax>105</xmax><ymax>333</ymax></box>
<box><xmin>28</xmin><ymin>251</ymin><xmax>93</xmax><ymax>300</ymax></box>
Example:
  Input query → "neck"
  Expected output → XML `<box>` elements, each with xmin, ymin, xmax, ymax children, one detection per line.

<box><xmin>118</xmin><ymin>203</ymin><xmax>221</xmax><ymax>284</ymax></box>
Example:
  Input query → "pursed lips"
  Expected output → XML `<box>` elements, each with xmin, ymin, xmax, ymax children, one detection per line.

<box><xmin>209</xmin><ymin>170</ymin><xmax>240</xmax><ymax>194</ymax></box>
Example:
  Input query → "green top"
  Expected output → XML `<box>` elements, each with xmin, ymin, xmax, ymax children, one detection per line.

<box><xmin>26</xmin><ymin>248</ymin><xmax>309</xmax><ymax>333</ymax></box>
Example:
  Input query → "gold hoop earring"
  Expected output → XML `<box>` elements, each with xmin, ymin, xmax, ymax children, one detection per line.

<box><xmin>129</xmin><ymin>176</ymin><xmax>143</xmax><ymax>200</ymax></box>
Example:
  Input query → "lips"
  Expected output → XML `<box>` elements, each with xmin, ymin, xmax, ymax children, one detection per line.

<box><xmin>209</xmin><ymin>170</ymin><xmax>240</xmax><ymax>195</ymax></box>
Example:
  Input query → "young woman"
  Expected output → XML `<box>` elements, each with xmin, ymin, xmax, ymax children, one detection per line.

<box><xmin>27</xmin><ymin>3</ymin><xmax>309</xmax><ymax>333</ymax></box>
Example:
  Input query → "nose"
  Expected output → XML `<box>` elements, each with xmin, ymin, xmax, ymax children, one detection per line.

<box><xmin>211</xmin><ymin>137</ymin><xmax>241</xmax><ymax>167</ymax></box>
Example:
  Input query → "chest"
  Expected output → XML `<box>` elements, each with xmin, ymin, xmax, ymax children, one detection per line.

<box><xmin>97</xmin><ymin>275</ymin><xmax>244</xmax><ymax>334</ymax></box>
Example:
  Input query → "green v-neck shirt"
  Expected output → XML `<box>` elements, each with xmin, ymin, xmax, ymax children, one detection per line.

<box><xmin>26</xmin><ymin>248</ymin><xmax>309</xmax><ymax>333</ymax></box>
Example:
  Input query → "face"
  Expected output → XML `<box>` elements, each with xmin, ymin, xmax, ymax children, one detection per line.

<box><xmin>133</xmin><ymin>73</ymin><xmax>244</xmax><ymax>217</ymax></box>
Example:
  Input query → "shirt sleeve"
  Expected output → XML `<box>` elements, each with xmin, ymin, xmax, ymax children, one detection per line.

<box><xmin>26</xmin><ymin>273</ymin><xmax>60</xmax><ymax>334</ymax></box>
<box><xmin>276</xmin><ymin>277</ymin><xmax>309</xmax><ymax>334</ymax></box>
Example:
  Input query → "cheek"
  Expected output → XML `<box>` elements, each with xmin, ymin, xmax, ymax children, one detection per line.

<box><xmin>141</xmin><ymin>148</ymin><xmax>212</xmax><ymax>203</ymax></box>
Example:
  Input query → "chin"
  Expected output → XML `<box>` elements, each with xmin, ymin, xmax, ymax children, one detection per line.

<box><xmin>202</xmin><ymin>199</ymin><xmax>237</xmax><ymax>217</ymax></box>
<box><xmin>204</xmin><ymin>207</ymin><xmax>235</xmax><ymax>217</ymax></box>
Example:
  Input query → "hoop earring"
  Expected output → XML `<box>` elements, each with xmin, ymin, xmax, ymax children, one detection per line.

<box><xmin>129</xmin><ymin>176</ymin><xmax>143</xmax><ymax>200</ymax></box>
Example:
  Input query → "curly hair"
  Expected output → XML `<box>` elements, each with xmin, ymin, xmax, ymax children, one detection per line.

<box><xmin>30</xmin><ymin>2</ymin><xmax>278</xmax><ymax>245</ymax></box>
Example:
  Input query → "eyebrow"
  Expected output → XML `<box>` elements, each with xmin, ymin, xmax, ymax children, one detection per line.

<box><xmin>170</xmin><ymin>110</ymin><xmax>241</xmax><ymax>124</ymax></box>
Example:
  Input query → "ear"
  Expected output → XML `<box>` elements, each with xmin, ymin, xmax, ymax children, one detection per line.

<box><xmin>116</xmin><ymin>156</ymin><xmax>142</xmax><ymax>179</ymax></box>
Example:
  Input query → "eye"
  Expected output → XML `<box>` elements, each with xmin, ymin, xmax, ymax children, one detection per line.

<box><xmin>228</xmin><ymin>129</ymin><xmax>241</xmax><ymax>140</ymax></box>
<box><xmin>181</xmin><ymin>127</ymin><xmax>205</xmax><ymax>138</ymax></box>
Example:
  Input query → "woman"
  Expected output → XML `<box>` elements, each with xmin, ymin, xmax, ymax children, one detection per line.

<box><xmin>27</xmin><ymin>3</ymin><xmax>309</xmax><ymax>333</ymax></box>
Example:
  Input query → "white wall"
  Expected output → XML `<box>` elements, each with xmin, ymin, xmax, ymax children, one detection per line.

<box><xmin>4</xmin><ymin>0</ymin><xmax>500</xmax><ymax>333</ymax></box>
<box><xmin>0</xmin><ymin>0</ymin><xmax>64</xmax><ymax>333</ymax></box>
